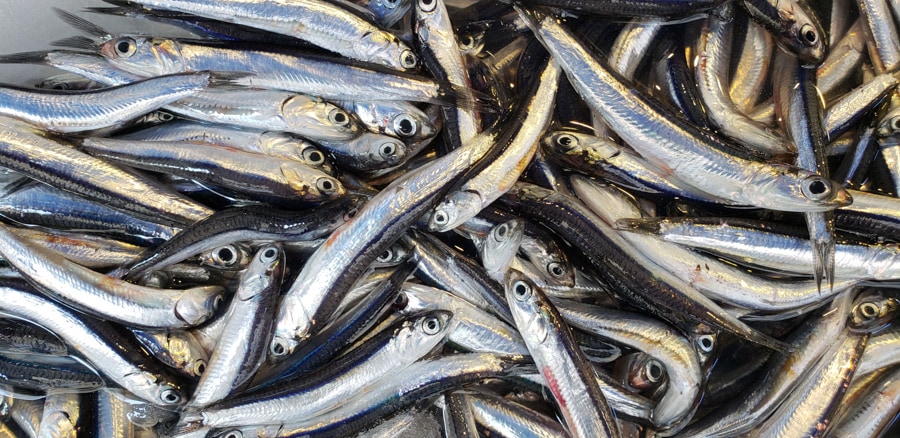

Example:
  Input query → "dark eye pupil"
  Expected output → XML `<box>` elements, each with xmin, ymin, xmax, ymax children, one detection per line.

<box><xmin>217</xmin><ymin>247</ymin><xmax>234</xmax><ymax>262</ymax></box>
<box><xmin>333</xmin><ymin>112</ymin><xmax>346</xmax><ymax>123</ymax></box>
<box><xmin>117</xmin><ymin>41</ymin><xmax>131</xmax><ymax>53</ymax></box>
<box><xmin>399</xmin><ymin>119</ymin><xmax>413</xmax><ymax>134</ymax></box>
<box><xmin>264</xmin><ymin>249</ymin><xmax>276</xmax><ymax>259</ymax></box>
<box><xmin>308</xmin><ymin>151</ymin><xmax>323</xmax><ymax>162</ymax></box>
<box><xmin>808</xmin><ymin>179</ymin><xmax>827</xmax><ymax>195</ymax></box>
<box><xmin>559</xmin><ymin>136</ymin><xmax>572</xmax><ymax>146</ymax></box>
<box><xmin>804</xmin><ymin>30</ymin><xmax>816</xmax><ymax>43</ymax></box>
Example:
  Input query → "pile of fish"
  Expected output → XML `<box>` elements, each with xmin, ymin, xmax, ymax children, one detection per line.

<box><xmin>0</xmin><ymin>0</ymin><xmax>899</xmax><ymax>436</ymax></box>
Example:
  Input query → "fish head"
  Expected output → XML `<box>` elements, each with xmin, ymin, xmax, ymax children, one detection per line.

<box><xmin>393</xmin><ymin>284</ymin><xmax>443</xmax><ymax>315</ymax></box>
<box><xmin>237</xmin><ymin>244</ymin><xmax>284</xmax><ymax>301</ymax></box>
<box><xmin>281</xmin><ymin>95</ymin><xmax>360</xmax><ymax>140</ymax></box>
<box><xmin>362</xmin><ymin>31</ymin><xmax>418</xmax><ymax>71</ymax></box>
<box><xmin>481</xmin><ymin>219</ymin><xmax>525</xmax><ymax>279</ymax></box>
<box><xmin>281</xmin><ymin>164</ymin><xmax>345</xmax><ymax>201</ymax></box>
<box><xmin>258</xmin><ymin>132</ymin><xmax>336</xmax><ymax>175</ymax></box>
<box><xmin>544</xmin><ymin>130</ymin><xmax>620</xmax><ymax>168</ymax></box>
<box><xmin>200</xmin><ymin>244</ymin><xmax>251</xmax><ymax>271</ymax></box>
<box><xmin>428</xmin><ymin>190</ymin><xmax>482</xmax><ymax>232</ymax></box>
<box><xmin>123</xmin><ymin>370</ymin><xmax>184</xmax><ymax>406</ymax></box>
<box><xmin>368</xmin><ymin>135</ymin><xmax>409</xmax><ymax>167</ymax></box>
<box><xmin>849</xmin><ymin>289</ymin><xmax>900</xmax><ymax>334</ymax></box>
<box><xmin>776</xmin><ymin>1</ymin><xmax>827</xmax><ymax>66</ymax></box>
<box><xmin>159</xmin><ymin>331</ymin><xmax>208</xmax><ymax>378</ymax></box>
<box><xmin>270</xmin><ymin>297</ymin><xmax>310</xmax><ymax>359</ymax></box>
<box><xmin>876</xmin><ymin>114</ymin><xmax>900</xmax><ymax>138</ymax></box>
<box><xmin>100</xmin><ymin>36</ymin><xmax>184</xmax><ymax>77</ymax></box>
<box><xmin>744</xmin><ymin>165</ymin><xmax>851</xmax><ymax>212</ymax></box>
<box><xmin>175</xmin><ymin>286</ymin><xmax>225</xmax><ymax>327</ymax></box>
<box><xmin>506</xmin><ymin>270</ymin><xmax>551</xmax><ymax>345</ymax></box>
<box><xmin>372</xmin><ymin>240</ymin><xmax>413</xmax><ymax>268</ymax></box>
<box><xmin>395</xmin><ymin>310</ymin><xmax>454</xmax><ymax>357</ymax></box>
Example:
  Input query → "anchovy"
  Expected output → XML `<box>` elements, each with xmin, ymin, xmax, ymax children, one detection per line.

<box><xmin>190</xmin><ymin>244</ymin><xmax>284</xmax><ymax>408</ymax></box>
<box><xmin>125</xmin><ymin>0</ymin><xmax>418</xmax><ymax>70</ymax></box>
<box><xmin>617</xmin><ymin>216</ymin><xmax>900</xmax><ymax>280</ymax></box>
<box><xmin>120</xmin><ymin>120</ymin><xmax>336</xmax><ymax>175</ymax></box>
<box><xmin>186</xmin><ymin>311</ymin><xmax>453</xmax><ymax>428</ymax></box>
<box><xmin>0</xmin><ymin>117</ymin><xmax>213</xmax><ymax>227</ymax></box>
<box><xmin>99</xmin><ymin>37</ymin><xmax>451</xmax><ymax>105</ymax></box>
<box><xmin>164</xmin><ymin>88</ymin><xmax>362</xmax><ymax>141</ymax></box>
<box><xmin>0</xmin><ymin>279</ymin><xmax>185</xmax><ymax>406</ymax></box>
<box><xmin>0</xmin><ymin>222</ymin><xmax>223</xmax><ymax>329</ymax></box>
<box><xmin>696</xmin><ymin>4</ymin><xmax>790</xmax><ymax>155</ymax></box>
<box><xmin>129</xmin><ymin>329</ymin><xmax>209</xmax><ymax>379</ymax></box>
<box><xmin>506</xmin><ymin>270</ymin><xmax>620</xmax><ymax>438</ymax></box>
<box><xmin>479</xmin><ymin>219</ymin><xmax>525</xmax><ymax>282</ymax></box>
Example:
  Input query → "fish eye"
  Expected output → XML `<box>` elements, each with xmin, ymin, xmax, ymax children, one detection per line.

<box><xmin>891</xmin><ymin>116</ymin><xmax>900</xmax><ymax>132</ymax></box>
<box><xmin>511</xmin><ymin>280</ymin><xmax>532</xmax><ymax>301</ymax></box>
<box><xmin>858</xmin><ymin>301</ymin><xmax>880</xmax><ymax>320</ymax></box>
<box><xmin>345</xmin><ymin>207</ymin><xmax>359</xmax><ymax>221</ymax></box>
<box><xmin>51</xmin><ymin>83</ymin><xmax>71</xmax><ymax>90</ymax></box>
<box><xmin>697</xmin><ymin>335</ymin><xmax>715</xmax><ymax>353</ymax></box>
<box><xmin>114</xmin><ymin>37</ymin><xmax>137</xmax><ymax>58</ymax></box>
<box><xmin>400</xmin><ymin>50</ymin><xmax>418</xmax><ymax>69</ymax></box>
<box><xmin>422</xmin><ymin>316</ymin><xmax>442</xmax><ymax>334</ymax></box>
<box><xmin>222</xmin><ymin>430</ymin><xmax>243</xmax><ymax>438</ymax></box>
<box><xmin>214</xmin><ymin>245</ymin><xmax>237</xmax><ymax>266</ymax></box>
<box><xmin>495</xmin><ymin>223</ymin><xmax>509</xmax><ymax>240</ymax></box>
<box><xmin>382</xmin><ymin>0</ymin><xmax>400</xmax><ymax>9</ymax></box>
<box><xmin>460</xmin><ymin>35</ymin><xmax>476</xmax><ymax>50</ymax></box>
<box><xmin>157</xmin><ymin>112</ymin><xmax>175</xmax><ymax>122</ymax></box>
<box><xmin>547</xmin><ymin>262</ymin><xmax>566</xmax><ymax>278</ymax></box>
<box><xmin>193</xmin><ymin>360</ymin><xmax>207</xmax><ymax>376</ymax></box>
<box><xmin>302</xmin><ymin>148</ymin><xmax>326</xmax><ymax>165</ymax></box>
<box><xmin>328</xmin><ymin>108</ymin><xmax>351</xmax><ymax>127</ymax></box>
<box><xmin>392</xmin><ymin>292</ymin><xmax>409</xmax><ymax>309</ymax></box>
<box><xmin>259</xmin><ymin>246</ymin><xmax>279</xmax><ymax>263</ymax></box>
<box><xmin>379</xmin><ymin>142</ymin><xmax>399</xmax><ymax>158</ymax></box>
<box><xmin>377</xmin><ymin>248</ymin><xmax>394</xmax><ymax>262</ymax></box>
<box><xmin>316</xmin><ymin>177</ymin><xmax>339</xmax><ymax>193</ymax></box>
<box><xmin>160</xmin><ymin>389</ymin><xmax>182</xmax><ymax>405</ymax></box>
<box><xmin>799</xmin><ymin>24</ymin><xmax>818</xmax><ymax>46</ymax></box>
<box><xmin>555</xmin><ymin>133</ymin><xmax>579</xmax><ymax>150</ymax></box>
<box><xmin>645</xmin><ymin>360</ymin><xmax>665</xmax><ymax>383</ymax></box>
<box><xmin>419</xmin><ymin>0</ymin><xmax>437</xmax><ymax>12</ymax></box>
<box><xmin>801</xmin><ymin>176</ymin><xmax>832</xmax><ymax>201</ymax></box>
<box><xmin>270</xmin><ymin>338</ymin><xmax>289</xmax><ymax>356</ymax></box>
<box><xmin>212</xmin><ymin>294</ymin><xmax>224</xmax><ymax>311</ymax></box>
<box><xmin>432</xmin><ymin>210</ymin><xmax>449</xmax><ymax>225</ymax></box>
<box><xmin>392</xmin><ymin>114</ymin><xmax>418</xmax><ymax>138</ymax></box>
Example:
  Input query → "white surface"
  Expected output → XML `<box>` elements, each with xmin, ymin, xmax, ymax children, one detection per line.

<box><xmin>0</xmin><ymin>0</ymin><xmax>187</xmax><ymax>86</ymax></box>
